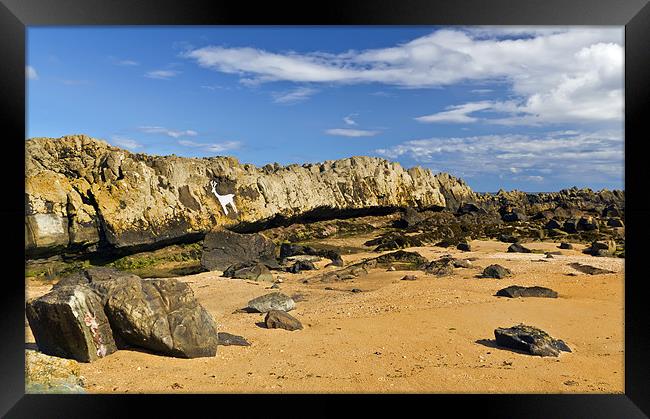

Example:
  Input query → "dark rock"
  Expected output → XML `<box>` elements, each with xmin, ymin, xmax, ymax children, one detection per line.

<box><xmin>351</xmin><ymin>288</ymin><xmax>363</xmax><ymax>293</ymax></box>
<box><xmin>547</xmin><ymin>228</ymin><xmax>568</xmax><ymax>237</ymax></box>
<box><xmin>559</xmin><ymin>242</ymin><xmax>573</xmax><ymax>249</ymax></box>
<box><xmin>422</xmin><ymin>257</ymin><xmax>456</xmax><ymax>276</ymax></box>
<box><xmin>375</xmin><ymin>250</ymin><xmax>428</xmax><ymax>267</ymax></box>
<box><xmin>456</xmin><ymin>242</ymin><xmax>471</xmax><ymax>251</ymax></box>
<box><xmin>201</xmin><ymin>229</ymin><xmax>277</xmax><ymax>271</ymax></box>
<box><xmin>401</xmin><ymin>275</ymin><xmax>418</xmax><ymax>281</ymax></box>
<box><xmin>498</xmin><ymin>234</ymin><xmax>520</xmax><ymax>243</ymax></box>
<box><xmin>264</xmin><ymin>310</ymin><xmax>303</xmax><ymax>331</ymax></box>
<box><xmin>279</xmin><ymin>243</ymin><xmax>343</xmax><ymax>267</ymax></box>
<box><xmin>602</xmin><ymin>205</ymin><xmax>622</xmax><ymax>218</ymax></box>
<box><xmin>563</xmin><ymin>219</ymin><xmax>579</xmax><ymax>233</ymax></box>
<box><xmin>395</xmin><ymin>207</ymin><xmax>425</xmax><ymax>228</ymax></box>
<box><xmin>496</xmin><ymin>285</ymin><xmax>558</xmax><ymax>298</ymax></box>
<box><xmin>501</xmin><ymin>209</ymin><xmax>528</xmax><ymax>222</ymax></box>
<box><xmin>583</xmin><ymin>240</ymin><xmax>616</xmax><ymax>256</ymax></box>
<box><xmin>607</xmin><ymin>218</ymin><xmax>624</xmax><ymax>228</ymax></box>
<box><xmin>494</xmin><ymin>324</ymin><xmax>571</xmax><ymax>357</ymax></box>
<box><xmin>217</xmin><ymin>332</ymin><xmax>250</xmax><ymax>347</ymax></box>
<box><xmin>568</xmin><ymin>263</ymin><xmax>615</xmax><ymax>275</ymax></box>
<box><xmin>26</xmin><ymin>285</ymin><xmax>118</xmax><ymax>363</ymax></box>
<box><xmin>482</xmin><ymin>264</ymin><xmax>512</xmax><ymax>279</ymax></box>
<box><xmin>289</xmin><ymin>260</ymin><xmax>316</xmax><ymax>274</ymax></box>
<box><xmin>223</xmin><ymin>261</ymin><xmax>273</xmax><ymax>281</ymax></box>
<box><xmin>52</xmin><ymin>267</ymin><xmax>140</xmax><ymax>304</ymax></box>
<box><xmin>507</xmin><ymin>243</ymin><xmax>531</xmax><ymax>253</ymax></box>
<box><xmin>452</xmin><ymin>259</ymin><xmax>472</xmax><ymax>268</ymax></box>
<box><xmin>247</xmin><ymin>292</ymin><xmax>295</xmax><ymax>313</ymax></box>
<box><xmin>457</xmin><ymin>202</ymin><xmax>485</xmax><ymax>215</ymax></box>
<box><xmin>105</xmin><ymin>277</ymin><xmax>219</xmax><ymax>358</ymax></box>
<box><xmin>544</xmin><ymin>219</ymin><xmax>562</xmax><ymax>230</ymax></box>
<box><xmin>577</xmin><ymin>216</ymin><xmax>598</xmax><ymax>231</ymax></box>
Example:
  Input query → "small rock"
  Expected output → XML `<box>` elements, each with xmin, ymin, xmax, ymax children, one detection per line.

<box><xmin>507</xmin><ymin>243</ymin><xmax>531</xmax><ymax>253</ymax></box>
<box><xmin>568</xmin><ymin>263</ymin><xmax>614</xmax><ymax>275</ymax></box>
<box><xmin>264</xmin><ymin>310</ymin><xmax>303</xmax><ymax>331</ymax></box>
<box><xmin>247</xmin><ymin>292</ymin><xmax>296</xmax><ymax>313</ymax></box>
<box><xmin>452</xmin><ymin>259</ymin><xmax>472</xmax><ymax>268</ymax></box>
<box><xmin>223</xmin><ymin>261</ymin><xmax>273</xmax><ymax>282</ymax></box>
<box><xmin>217</xmin><ymin>332</ymin><xmax>251</xmax><ymax>346</ymax></box>
<box><xmin>401</xmin><ymin>275</ymin><xmax>417</xmax><ymax>281</ymax></box>
<box><xmin>495</xmin><ymin>285</ymin><xmax>558</xmax><ymax>298</ymax></box>
<box><xmin>494</xmin><ymin>324</ymin><xmax>571</xmax><ymax>357</ymax></box>
<box><xmin>351</xmin><ymin>288</ymin><xmax>363</xmax><ymax>293</ymax></box>
<box><xmin>482</xmin><ymin>264</ymin><xmax>512</xmax><ymax>279</ymax></box>
<box><xmin>456</xmin><ymin>242</ymin><xmax>471</xmax><ymax>252</ymax></box>
<box><xmin>559</xmin><ymin>242</ymin><xmax>573</xmax><ymax>250</ymax></box>
<box><xmin>288</xmin><ymin>260</ymin><xmax>316</xmax><ymax>274</ymax></box>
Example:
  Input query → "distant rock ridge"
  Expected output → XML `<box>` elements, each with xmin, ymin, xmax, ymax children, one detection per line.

<box><xmin>25</xmin><ymin>135</ymin><xmax>475</xmax><ymax>258</ymax></box>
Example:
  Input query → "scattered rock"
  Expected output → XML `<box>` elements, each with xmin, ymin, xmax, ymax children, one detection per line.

<box><xmin>607</xmin><ymin>218</ymin><xmax>624</xmax><ymax>227</ymax></box>
<box><xmin>223</xmin><ymin>261</ymin><xmax>273</xmax><ymax>282</ymax></box>
<box><xmin>568</xmin><ymin>263</ymin><xmax>615</xmax><ymax>275</ymax></box>
<box><xmin>280</xmin><ymin>243</ymin><xmax>343</xmax><ymax>267</ymax></box>
<box><xmin>25</xmin><ymin>350</ymin><xmax>85</xmax><ymax>393</ymax></box>
<box><xmin>375</xmin><ymin>250</ymin><xmax>428</xmax><ymax>267</ymax></box>
<box><xmin>584</xmin><ymin>240</ymin><xmax>616</xmax><ymax>257</ymax></box>
<box><xmin>559</xmin><ymin>242</ymin><xmax>573</xmax><ymax>250</ymax></box>
<box><xmin>482</xmin><ymin>264</ymin><xmax>512</xmax><ymax>279</ymax></box>
<box><xmin>351</xmin><ymin>288</ymin><xmax>363</xmax><ymax>293</ymax></box>
<box><xmin>498</xmin><ymin>234</ymin><xmax>520</xmax><ymax>243</ymax></box>
<box><xmin>563</xmin><ymin>219</ymin><xmax>579</xmax><ymax>234</ymax></box>
<box><xmin>501</xmin><ymin>208</ymin><xmax>528</xmax><ymax>222</ymax></box>
<box><xmin>494</xmin><ymin>324</ymin><xmax>571</xmax><ymax>357</ymax></box>
<box><xmin>401</xmin><ymin>275</ymin><xmax>418</xmax><ymax>281</ymax></box>
<box><xmin>26</xmin><ymin>284</ymin><xmax>118</xmax><ymax>363</ymax></box>
<box><xmin>422</xmin><ymin>257</ymin><xmax>455</xmax><ymax>276</ymax></box>
<box><xmin>264</xmin><ymin>310</ymin><xmax>303</xmax><ymax>331</ymax></box>
<box><xmin>201</xmin><ymin>229</ymin><xmax>277</xmax><ymax>271</ymax></box>
<box><xmin>217</xmin><ymin>332</ymin><xmax>250</xmax><ymax>347</ymax></box>
<box><xmin>456</xmin><ymin>242</ymin><xmax>471</xmax><ymax>251</ymax></box>
<box><xmin>289</xmin><ymin>260</ymin><xmax>316</xmax><ymax>274</ymax></box>
<box><xmin>578</xmin><ymin>216</ymin><xmax>598</xmax><ymax>231</ymax></box>
<box><xmin>457</xmin><ymin>202</ymin><xmax>482</xmax><ymax>215</ymax></box>
<box><xmin>247</xmin><ymin>292</ymin><xmax>295</xmax><ymax>313</ymax></box>
<box><xmin>495</xmin><ymin>285</ymin><xmax>558</xmax><ymax>298</ymax></box>
<box><xmin>507</xmin><ymin>243</ymin><xmax>531</xmax><ymax>253</ymax></box>
<box><xmin>544</xmin><ymin>219</ymin><xmax>562</xmax><ymax>230</ymax></box>
<box><xmin>395</xmin><ymin>207</ymin><xmax>426</xmax><ymax>228</ymax></box>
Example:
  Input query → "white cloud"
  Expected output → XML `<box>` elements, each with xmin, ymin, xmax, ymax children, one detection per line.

<box><xmin>26</xmin><ymin>66</ymin><xmax>38</xmax><ymax>80</ymax></box>
<box><xmin>117</xmin><ymin>59</ymin><xmax>139</xmax><ymax>66</ymax></box>
<box><xmin>272</xmin><ymin>87</ymin><xmax>317</xmax><ymax>104</ymax></box>
<box><xmin>178</xmin><ymin>139</ymin><xmax>241</xmax><ymax>153</ymax></box>
<box><xmin>138</xmin><ymin>126</ymin><xmax>198</xmax><ymax>138</ymax></box>
<box><xmin>325</xmin><ymin>128</ymin><xmax>380</xmax><ymax>137</ymax></box>
<box><xmin>343</xmin><ymin>114</ymin><xmax>358</xmax><ymax>126</ymax></box>
<box><xmin>184</xmin><ymin>27</ymin><xmax>623</xmax><ymax>124</ymax></box>
<box><xmin>145</xmin><ymin>70</ymin><xmax>180</xmax><ymax>79</ymax></box>
<box><xmin>375</xmin><ymin>130</ymin><xmax>623</xmax><ymax>184</ymax></box>
<box><xmin>111</xmin><ymin>136</ymin><xmax>142</xmax><ymax>150</ymax></box>
<box><xmin>415</xmin><ymin>101</ymin><xmax>493</xmax><ymax>123</ymax></box>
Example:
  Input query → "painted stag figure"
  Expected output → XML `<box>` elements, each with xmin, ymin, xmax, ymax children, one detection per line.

<box><xmin>210</xmin><ymin>180</ymin><xmax>238</xmax><ymax>215</ymax></box>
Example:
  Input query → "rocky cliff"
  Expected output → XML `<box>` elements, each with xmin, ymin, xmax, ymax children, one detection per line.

<box><xmin>25</xmin><ymin>135</ymin><xmax>476</xmax><ymax>258</ymax></box>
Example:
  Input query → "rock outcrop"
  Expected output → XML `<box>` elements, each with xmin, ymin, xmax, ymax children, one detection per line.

<box><xmin>26</xmin><ymin>135</ymin><xmax>475</xmax><ymax>258</ymax></box>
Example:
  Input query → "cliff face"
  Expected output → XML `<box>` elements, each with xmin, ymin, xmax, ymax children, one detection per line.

<box><xmin>25</xmin><ymin>135</ymin><xmax>476</xmax><ymax>258</ymax></box>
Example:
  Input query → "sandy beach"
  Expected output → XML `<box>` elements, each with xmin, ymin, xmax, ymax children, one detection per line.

<box><xmin>25</xmin><ymin>238</ymin><xmax>624</xmax><ymax>394</ymax></box>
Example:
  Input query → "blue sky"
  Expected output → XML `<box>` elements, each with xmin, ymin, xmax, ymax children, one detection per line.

<box><xmin>27</xmin><ymin>27</ymin><xmax>624</xmax><ymax>192</ymax></box>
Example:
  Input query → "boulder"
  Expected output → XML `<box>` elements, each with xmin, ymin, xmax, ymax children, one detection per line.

<box><xmin>247</xmin><ymin>292</ymin><xmax>295</xmax><ymax>313</ymax></box>
<box><xmin>457</xmin><ymin>202</ymin><xmax>483</xmax><ymax>215</ymax></box>
<box><xmin>217</xmin><ymin>332</ymin><xmax>250</xmax><ymax>346</ymax></box>
<box><xmin>507</xmin><ymin>243</ymin><xmax>532</xmax><ymax>253</ymax></box>
<box><xmin>482</xmin><ymin>264</ymin><xmax>512</xmax><ymax>279</ymax></box>
<box><xmin>559</xmin><ymin>242</ymin><xmax>573</xmax><ymax>249</ymax></box>
<box><xmin>494</xmin><ymin>324</ymin><xmax>571</xmax><ymax>357</ymax></box>
<box><xmin>395</xmin><ymin>207</ymin><xmax>425</xmax><ymax>228</ymax></box>
<box><xmin>25</xmin><ymin>350</ymin><xmax>86</xmax><ymax>393</ymax></box>
<box><xmin>456</xmin><ymin>242</ymin><xmax>471</xmax><ymax>251</ymax></box>
<box><xmin>201</xmin><ymin>229</ymin><xmax>277</xmax><ymax>271</ymax></box>
<box><xmin>264</xmin><ymin>310</ymin><xmax>303</xmax><ymax>331</ymax></box>
<box><xmin>563</xmin><ymin>219</ymin><xmax>579</xmax><ymax>233</ymax></box>
<box><xmin>279</xmin><ymin>243</ymin><xmax>343</xmax><ymax>267</ymax></box>
<box><xmin>498</xmin><ymin>234</ymin><xmax>520</xmax><ymax>243</ymax></box>
<box><xmin>577</xmin><ymin>216</ymin><xmax>598</xmax><ymax>231</ymax></box>
<box><xmin>584</xmin><ymin>240</ymin><xmax>616</xmax><ymax>256</ymax></box>
<box><xmin>607</xmin><ymin>218</ymin><xmax>624</xmax><ymax>228</ymax></box>
<box><xmin>495</xmin><ymin>285</ymin><xmax>558</xmax><ymax>298</ymax></box>
<box><xmin>26</xmin><ymin>284</ymin><xmax>118</xmax><ymax>363</ymax></box>
<box><xmin>105</xmin><ymin>278</ymin><xmax>219</xmax><ymax>358</ymax></box>
<box><xmin>544</xmin><ymin>219</ymin><xmax>562</xmax><ymax>230</ymax></box>
<box><xmin>422</xmin><ymin>257</ymin><xmax>456</xmax><ymax>276</ymax></box>
<box><xmin>223</xmin><ymin>261</ymin><xmax>274</xmax><ymax>281</ymax></box>
<box><xmin>501</xmin><ymin>209</ymin><xmax>528</xmax><ymax>222</ymax></box>
<box><xmin>289</xmin><ymin>260</ymin><xmax>316</xmax><ymax>273</ymax></box>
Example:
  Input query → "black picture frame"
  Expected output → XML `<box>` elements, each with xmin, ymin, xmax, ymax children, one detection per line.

<box><xmin>1</xmin><ymin>0</ymin><xmax>648</xmax><ymax>417</ymax></box>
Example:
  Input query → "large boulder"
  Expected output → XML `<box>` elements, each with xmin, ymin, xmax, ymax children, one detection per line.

<box><xmin>105</xmin><ymin>277</ymin><xmax>219</xmax><ymax>358</ymax></box>
<box><xmin>26</xmin><ymin>285</ymin><xmax>118</xmax><ymax>363</ymax></box>
<box><xmin>494</xmin><ymin>324</ymin><xmax>571</xmax><ymax>357</ymax></box>
<box><xmin>247</xmin><ymin>292</ymin><xmax>295</xmax><ymax>313</ymax></box>
<box><xmin>201</xmin><ymin>229</ymin><xmax>277</xmax><ymax>271</ymax></box>
<box><xmin>507</xmin><ymin>243</ymin><xmax>531</xmax><ymax>253</ymax></box>
<box><xmin>394</xmin><ymin>207</ymin><xmax>426</xmax><ymax>228</ymax></box>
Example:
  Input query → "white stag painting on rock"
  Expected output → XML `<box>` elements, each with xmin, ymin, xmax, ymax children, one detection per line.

<box><xmin>210</xmin><ymin>180</ymin><xmax>238</xmax><ymax>216</ymax></box>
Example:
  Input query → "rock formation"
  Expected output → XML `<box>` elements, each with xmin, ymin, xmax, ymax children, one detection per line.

<box><xmin>26</xmin><ymin>135</ymin><xmax>475</xmax><ymax>258</ymax></box>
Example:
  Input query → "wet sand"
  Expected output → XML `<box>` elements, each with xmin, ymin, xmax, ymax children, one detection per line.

<box><xmin>25</xmin><ymin>239</ymin><xmax>624</xmax><ymax>393</ymax></box>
